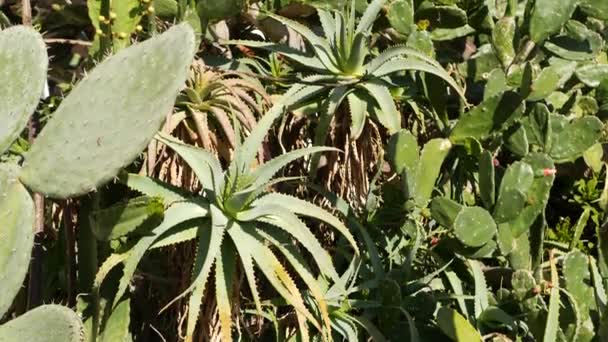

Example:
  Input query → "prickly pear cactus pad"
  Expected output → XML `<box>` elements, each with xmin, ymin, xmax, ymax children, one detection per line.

<box><xmin>0</xmin><ymin>305</ymin><xmax>84</xmax><ymax>342</ymax></box>
<box><xmin>0</xmin><ymin>26</ymin><xmax>48</xmax><ymax>154</ymax></box>
<box><xmin>0</xmin><ymin>164</ymin><xmax>35</xmax><ymax>318</ymax></box>
<box><xmin>19</xmin><ymin>24</ymin><xmax>196</xmax><ymax>198</ymax></box>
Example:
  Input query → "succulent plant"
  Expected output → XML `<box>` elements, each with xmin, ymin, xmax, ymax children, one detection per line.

<box><xmin>88</xmin><ymin>0</ymin><xmax>151</xmax><ymax>52</ymax></box>
<box><xmin>0</xmin><ymin>26</ymin><xmax>47</xmax><ymax>154</ymax></box>
<box><xmin>175</xmin><ymin>59</ymin><xmax>271</xmax><ymax>156</ymax></box>
<box><xmin>388</xmin><ymin>129</ymin><xmax>452</xmax><ymax>207</ymax></box>
<box><xmin>0</xmin><ymin>164</ymin><xmax>34</xmax><ymax>318</ymax></box>
<box><xmin>0</xmin><ymin>305</ymin><xmax>84</xmax><ymax>342</ymax></box>
<box><xmin>94</xmin><ymin>86</ymin><xmax>359</xmax><ymax>342</ymax></box>
<box><xmin>0</xmin><ymin>22</ymin><xmax>196</xmax><ymax>342</ymax></box>
<box><xmin>226</xmin><ymin>0</ymin><xmax>464</xmax><ymax>144</ymax></box>
<box><xmin>19</xmin><ymin>23</ymin><xmax>196</xmax><ymax>198</ymax></box>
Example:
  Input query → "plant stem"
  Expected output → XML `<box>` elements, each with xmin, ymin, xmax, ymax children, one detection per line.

<box><xmin>63</xmin><ymin>201</ymin><xmax>77</xmax><ymax>307</ymax></box>
<box><xmin>21</xmin><ymin>0</ymin><xmax>31</xmax><ymax>26</ymax></box>
<box><xmin>27</xmin><ymin>193</ymin><xmax>45</xmax><ymax>309</ymax></box>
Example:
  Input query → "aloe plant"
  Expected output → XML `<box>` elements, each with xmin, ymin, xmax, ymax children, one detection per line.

<box><xmin>175</xmin><ymin>59</ymin><xmax>271</xmax><ymax>154</ymax></box>
<box><xmin>226</xmin><ymin>0</ymin><xmax>464</xmax><ymax>146</ymax></box>
<box><xmin>94</xmin><ymin>86</ymin><xmax>359</xmax><ymax>341</ymax></box>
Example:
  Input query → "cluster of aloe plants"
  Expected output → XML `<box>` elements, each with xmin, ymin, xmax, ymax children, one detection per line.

<box><xmin>3</xmin><ymin>0</ymin><xmax>608</xmax><ymax>341</ymax></box>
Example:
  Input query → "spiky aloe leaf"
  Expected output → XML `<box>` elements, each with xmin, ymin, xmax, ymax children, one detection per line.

<box><xmin>118</xmin><ymin>172</ymin><xmax>186</xmax><ymax>203</ymax></box>
<box><xmin>437</xmin><ymin>307</ymin><xmax>482</xmax><ymax>341</ymax></box>
<box><xmin>254</xmin><ymin>193</ymin><xmax>358</xmax><ymax>252</ymax></box>
<box><xmin>251</xmin><ymin>146</ymin><xmax>337</xmax><ymax>190</ymax></box>
<box><xmin>347</xmin><ymin>90</ymin><xmax>368</xmax><ymax>139</ymax></box>
<box><xmin>238</xmin><ymin>205</ymin><xmax>340</xmax><ymax>282</ymax></box>
<box><xmin>215</xmin><ymin>243</ymin><xmax>236</xmax><ymax>342</ymax></box>
<box><xmin>445</xmin><ymin>270</ymin><xmax>469</xmax><ymax>318</ymax></box>
<box><xmin>256</xmin><ymin>226</ymin><xmax>332</xmax><ymax>338</ymax></box>
<box><xmin>112</xmin><ymin>200</ymin><xmax>209</xmax><ymax>309</ymax></box>
<box><xmin>233</xmin><ymin>78</ymin><xmax>327</xmax><ymax>174</ymax></box>
<box><xmin>0</xmin><ymin>164</ymin><xmax>34</xmax><ymax>318</ymax></box>
<box><xmin>0</xmin><ymin>26</ymin><xmax>48</xmax><ymax>154</ymax></box>
<box><xmin>261</xmin><ymin>12</ymin><xmax>337</xmax><ymax>72</ymax></box>
<box><xmin>356</xmin><ymin>0</ymin><xmax>385</xmax><ymax>33</ymax></box>
<box><xmin>150</xmin><ymin>219</ymin><xmax>204</xmax><ymax>249</ymax></box>
<box><xmin>570</xmin><ymin>209</ymin><xmax>591</xmax><ymax>250</ymax></box>
<box><xmin>222</xmin><ymin>39</ymin><xmax>331</xmax><ymax>74</ymax></box>
<box><xmin>469</xmin><ymin>260</ymin><xmax>489</xmax><ymax>319</ymax></box>
<box><xmin>20</xmin><ymin>24</ymin><xmax>196</xmax><ymax>198</ymax></box>
<box><xmin>227</xmin><ymin>222</ymin><xmax>320</xmax><ymax>332</ymax></box>
<box><xmin>369</xmin><ymin>57</ymin><xmax>465</xmax><ymax>99</ymax></box>
<box><xmin>155</xmin><ymin>132</ymin><xmax>223</xmax><ymax>192</ymax></box>
<box><xmin>179</xmin><ymin>207</ymin><xmax>225</xmax><ymax>341</ymax></box>
<box><xmin>359</xmin><ymin>81</ymin><xmax>401</xmax><ymax>134</ymax></box>
<box><xmin>90</xmin><ymin>196</ymin><xmax>164</xmax><ymax>241</ymax></box>
<box><xmin>98</xmin><ymin>299</ymin><xmax>131</xmax><ymax>342</ymax></box>
<box><xmin>0</xmin><ymin>305</ymin><xmax>84</xmax><ymax>342</ymax></box>
<box><xmin>311</xmin><ymin>86</ymin><xmax>349</xmax><ymax>176</ymax></box>
<box><xmin>543</xmin><ymin>252</ymin><xmax>560</xmax><ymax>342</ymax></box>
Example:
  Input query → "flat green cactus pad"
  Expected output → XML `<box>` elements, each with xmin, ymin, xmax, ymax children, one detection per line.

<box><xmin>0</xmin><ymin>305</ymin><xmax>84</xmax><ymax>342</ymax></box>
<box><xmin>454</xmin><ymin>206</ymin><xmax>497</xmax><ymax>247</ymax></box>
<box><xmin>20</xmin><ymin>24</ymin><xmax>196</xmax><ymax>198</ymax></box>
<box><xmin>0</xmin><ymin>164</ymin><xmax>34</xmax><ymax>318</ymax></box>
<box><xmin>0</xmin><ymin>26</ymin><xmax>48</xmax><ymax>154</ymax></box>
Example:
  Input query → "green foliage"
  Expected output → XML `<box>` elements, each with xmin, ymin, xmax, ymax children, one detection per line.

<box><xmin>437</xmin><ymin>307</ymin><xmax>482</xmax><ymax>341</ymax></box>
<box><xmin>100</xmin><ymin>93</ymin><xmax>359</xmax><ymax>341</ymax></box>
<box><xmin>388</xmin><ymin>129</ymin><xmax>452</xmax><ymax>206</ymax></box>
<box><xmin>3</xmin><ymin>0</ymin><xmax>608</xmax><ymax>340</ymax></box>
<box><xmin>227</xmin><ymin>0</ymin><xmax>464</xmax><ymax>142</ymax></box>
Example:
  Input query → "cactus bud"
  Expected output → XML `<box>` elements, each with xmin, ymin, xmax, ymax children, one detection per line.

<box><xmin>430</xmin><ymin>236</ymin><xmax>440</xmax><ymax>246</ymax></box>
<box><xmin>147</xmin><ymin>6</ymin><xmax>155</xmax><ymax>14</ymax></box>
<box><xmin>543</xmin><ymin>168</ymin><xmax>556</xmax><ymax>176</ymax></box>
